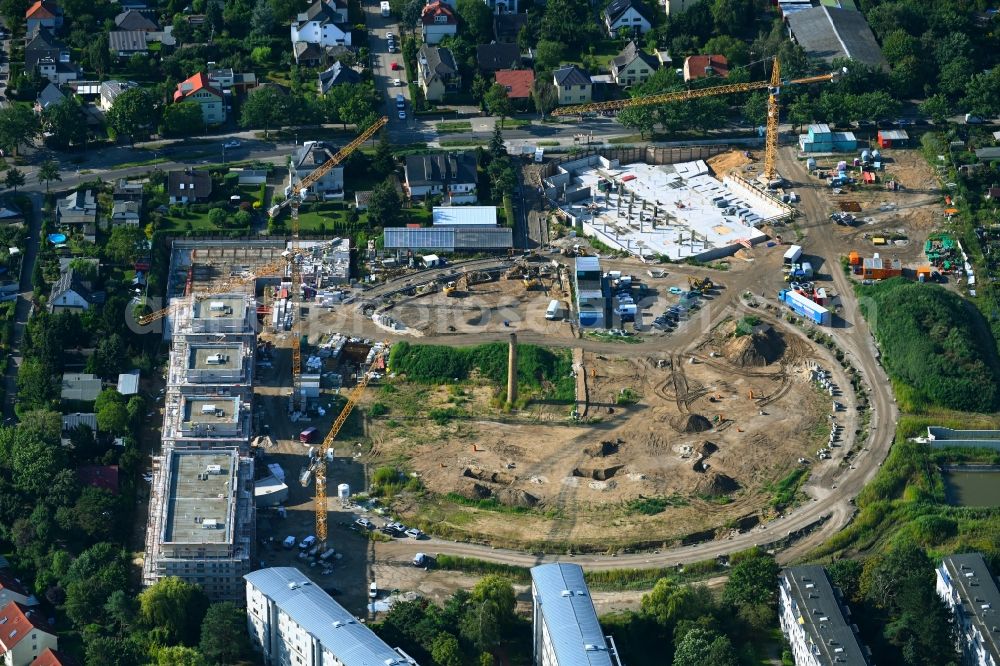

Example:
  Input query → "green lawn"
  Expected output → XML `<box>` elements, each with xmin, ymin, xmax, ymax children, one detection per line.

<box><xmin>435</xmin><ymin>121</ymin><xmax>473</xmax><ymax>134</ymax></box>
<box><xmin>440</xmin><ymin>139</ymin><xmax>488</xmax><ymax>147</ymax></box>
<box><xmin>158</xmin><ymin>211</ymin><xmax>222</xmax><ymax>233</ymax></box>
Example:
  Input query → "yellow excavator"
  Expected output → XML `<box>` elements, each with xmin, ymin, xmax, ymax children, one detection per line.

<box><xmin>443</xmin><ymin>281</ymin><xmax>458</xmax><ymax>297</ymax></box>
<box><xmin>689</xmin><ymin>276</ymin><xmax>714</xmax><ymax>292</ymax></box>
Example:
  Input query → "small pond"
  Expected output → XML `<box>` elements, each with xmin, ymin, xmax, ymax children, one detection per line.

<box><xmin>943</xmin><ymin>468</ymin><xmax>1000</xmax><ymax>507</ymax></box>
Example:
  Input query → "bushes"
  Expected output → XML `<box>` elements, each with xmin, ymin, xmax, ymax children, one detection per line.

<box><xmin>858</xmin><ymin>279</ymin><xmax>1000</xmax><ymax>412</ymax></box>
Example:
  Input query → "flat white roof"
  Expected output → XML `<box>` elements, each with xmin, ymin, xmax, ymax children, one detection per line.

<box><xmin>432</xmin><ymin>206</ymin><xmax>498</xmax><ymax>226</ymax></box>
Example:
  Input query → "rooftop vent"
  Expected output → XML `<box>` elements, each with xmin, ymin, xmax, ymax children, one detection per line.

<box><xmin>287</xmin><ymin>582</ymin><xmax>300</xmax><ymax>590</ymax></box>
<box><xmin>560</xmin><ymin>590</ymin><xmax>573</xmax><ymax>597</ymax></box>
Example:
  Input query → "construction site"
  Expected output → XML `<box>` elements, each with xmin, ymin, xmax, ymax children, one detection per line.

<box><xmin>545</xmin><ymin>156</ymin><xmax>786</xmax><ymax>261</ymax></box>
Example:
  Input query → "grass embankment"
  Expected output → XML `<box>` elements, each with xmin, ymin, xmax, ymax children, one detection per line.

<box><xmin>809</xmin><ymin>280</ymin><xmax>1000</xmax><ymax>561</ymax></box>
<box><xmin>857</xmin><ymin>278</ymin><xmax>1000</xmax><ymax>413</ymax></box>
<box><xmin>434</xmin><ymin>554</ymin><xmax>729</xmax><ymax>592</ymax></box>
<box><xmin>388</xmin><ymin>341</ymin><xmax>575</xmax><ymax>402</ymax></box>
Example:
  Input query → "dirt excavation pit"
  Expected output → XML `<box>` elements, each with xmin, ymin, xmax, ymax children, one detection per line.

<box><xmin>384</xmin><ymin>271</ymin><xmax>576</xmax><ymax>338</ymax></box>
<box><xmin>377</xmin><ymin>332</ymin><xmax>844</xmax><ymax>550</ymax></box>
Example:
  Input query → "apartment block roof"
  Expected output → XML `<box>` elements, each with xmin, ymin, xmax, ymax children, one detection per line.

<box><xmin>781</xmin><ymin>566</ymin><xmax>870</xmax><ymax>666</ymax></box>
<box><xmin>940</xmin><ymin>553</ymin><xmax>1000</xmax><ymax>663</ymax></box>
<box><xmin>245</xmin><ymin>567</ymin><xmax>416</xmax><ymax>665</ymax></box>
<box><xmin>786</xmin><ymin>5</ymin><xmax>888</xmax><ymax>71</ymax></box>
<box><xmin>531</xmin><ymin>563</ymin><xmax>615</xmax><ymax>666</ymax></box>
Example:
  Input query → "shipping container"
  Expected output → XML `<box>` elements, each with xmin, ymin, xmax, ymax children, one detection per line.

<box><xmin>783</xmin><ymin>245</ymin><xmax>802</xmax><ymax>265</ymax></box>
<box><xmin>779</xmin><ymin>289</ymin><xmax>831</xmax><ymax>325</ymax></box>
<box><xmin>299</xmin><ymin>427</ymin><xmax>318</xmax><ymax>443</ymax></box>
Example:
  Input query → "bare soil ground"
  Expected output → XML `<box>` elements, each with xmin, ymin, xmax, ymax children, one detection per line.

<box><xmin>387</xmin><ymin>272</ymin><xmax>576</xmax><ymax>338</ymax></box>
<box><xmin>706</xmin><ymin>150</ymin><xmax>753</xmax><ymax>177</ymax></box>
<box><xmin>373</xmin><ymin>329</ymin><xmax>836</xmax><ymax>552</ymax></box>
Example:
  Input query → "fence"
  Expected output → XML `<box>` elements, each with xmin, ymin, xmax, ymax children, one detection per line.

<box><xmin>540</xmin><ymin>145</ymin><xmax>738</xmax><ymax>179</ymax></box>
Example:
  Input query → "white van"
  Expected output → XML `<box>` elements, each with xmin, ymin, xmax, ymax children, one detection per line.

<box><xmin>545</xmin><ymin>299</ymin><xmax>563</xmax><ymax>320</ymax></box>
<box><xmin>282</xmin><ymin>535</ymin><xmax>296</xmax><ymax>549</ymax></box>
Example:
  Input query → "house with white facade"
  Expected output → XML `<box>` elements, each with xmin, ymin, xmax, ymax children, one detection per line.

<box><xmin>0</xmin><ymin>602</ymin><xmax>58</xmax><ymax>666</ymax></box>
<box><xmin>609</xmin><ymin>40</ymin><xmax>658</xmax><ymax>87</ymax></box>
<box><xmin>779</xmin><ymin>565</ymin><xmax>872</xmax><ymax>666</ymax></box>
<box><xmin>403</xmin><ymin>152</ymin><xmax>477</xmax><ymax>203</ymax></box>
<box><xmin>936</xmin><ymin>553</ymin><xmax>1000</xmax><ymax>666</ymax></box>
<box><xmin>244</xmin><ymin>567</ymin><xmax>418</xmax><ymax>666</ymax></box>
<box><xmin>56</xmin><ymin>190</ymin><xmax>98</xmax><ymax>240</ymax></box>
<box><xmin>49</xmin><ymin>267</ymin><xmax>99</xmax><ymax>313</ymax></box>
<box><xmin>173</xmin><ymin>72</ymin><xmax>226</xmax><ymax>125</ymax></box>
<box><xmin>602</xmin><ymin>0</ymin><xmax>653</xmax><ymax>35</ymax></box>
<box><xmin>25</xmin><ymin>0</ymin><xmax>62</xmax><ymax>35</ymax></box>
<box><xmin>287</xmin><ymin>142</ymin><xmax>344</xmax><ymax>201</ymax></box>
<box><xmin>417</xmin><ymin>45</ymin><xmax>461</xmax><ymax>101</ymax></box>
<box><xmin>99</xmin><ymin>80</ymin><xmax>137</xmax><ymax>112</ymax></box>
<box><xmin>530</xmin><ymin>563</ymin><xmax>621</xmax><ymax>666</ymax></box>
<box><xmin>0</xmin><ymin>571</ymin><xmax>39</xmax><ymax>609</ymax></box>
<box><xmin>290</xmin><ymin>0</ymin><xmax>351</xmax><ymax>50</ymax></box>
<box><xmin>421</xmin><ymin>1</ymin><xmax>457</xmax><ymax>45</ymax></box>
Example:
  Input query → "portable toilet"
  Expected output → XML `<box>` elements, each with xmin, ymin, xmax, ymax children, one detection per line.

<box><xmin>337</xmin><ymin>483</ymin><xmax>350</xmax><ymax>502</ymax></box>
<box><xmin>837</xmin><ymin>161</ymin><xmax>848</xmax><ymax>172</ymax></box>
<box><xmin>917</xmin><ymin>266</ymin><xmax>931</xmax><ymax>283</ymax></box>
<box><xmin>848</xmin><ymin>251</ymin><xmax>861</xmax><ymax>266</ymax></box>
<box><xmin>861</xmin><ymin>149</ymin><xmax>871</xmax><ymax>163</ymax></box>
<box><xmin>806</xmin><ymin>157</ymin><xmax>817</xmax><ymax>171</ymax></box>
<box><xmin>872</xmin><ymin>149</ymin><xmax>881</xmax><ymax>161</ymax></box>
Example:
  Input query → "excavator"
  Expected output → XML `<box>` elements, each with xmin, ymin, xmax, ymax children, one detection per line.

<box><xmin>688</xmin><ymin>276</ymin><xmax>714</xmax><ymax>293</ymax></box>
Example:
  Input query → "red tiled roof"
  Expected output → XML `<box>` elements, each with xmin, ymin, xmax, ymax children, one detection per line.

<box><xmin>31</xmin><ymin>648</ymin><xmax>79</xmax><ymax>666</ymax></box>
<box><xmin>421</xmin><ymin>1</ymin><xmax>456</xmax><ymax>25</ymax></box>
<box><xmin>77</xmin><ymin>465</ymin><xmax>119</xmax><ymax>494</ymax></box>
<box><xmin>0</xmin><ymin>602</ymin><xmax>53</xmax><ymax>651</ymax></box>
<box><xmin>495</xmin><ymin>69</ymin><xmax>534</xmax><ymax>99</ymax></box>
<box><xmin>0</xmin><ymin>571</ymin><xmax>31</xmax><ymax>600</ymax></box>
<box><xmin>684</xmin><ymin>54</ymin><xmax>728</xmax><ymax>79</ymax></box>
<box><xmin>25</xmin><ymin>0</ymin><xmax>59</xmax><ymax>19</ymax></box>
<box><xmin>173</xmin><ymin>72</ymin><xmax>222</xmax><ymax>102</ymax></box>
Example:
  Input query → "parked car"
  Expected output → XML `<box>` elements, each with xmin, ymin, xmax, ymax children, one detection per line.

<box><xmin>393</xmin><ymin>78</ymin><xmax>402</xmax><ymax>86</ymax></box>
<box><xmin>398</xmin><ymin>110</ymin><xmax>406</xmax><ymax>120</ymax></box>
<box><xmin>369</xmin><ymin>582</ymin><xmax>378</xmax><ymax>599</ymax></box>
<box><xmin>223</xmin><ymin>139</ymin><xmax>240</xmax><ymax>148</ymax></box>
<box><xmin>390</xmin><ymin>61</ymin><xmax>401</xmax><ymax>70</ymax></box>
<box><xmin>298</xmin><ymin>535</ymin><xmax>317</xmax><ymax>550</ymax></box>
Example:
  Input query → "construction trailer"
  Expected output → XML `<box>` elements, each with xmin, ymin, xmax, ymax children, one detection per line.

<box><xmin>779</xmin><ymin>289</ymin><xmax>831</xmax><ymax>326</ymax></box>
<box><xmin>877</xmin><ymin>129</ymin><xmax>908</xmax><ymax>149</ymax></box>
<box><xmin>862</xmin><ymin>254</ymin><xmax>902</xmax><ymax>280</ymax></box>
<box><xmin>783</xmin><ymin>244</ymin><xmax>803</xmax><ymax>266</ymax></box>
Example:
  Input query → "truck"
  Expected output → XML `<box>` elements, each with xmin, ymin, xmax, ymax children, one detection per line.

<box><xmin>545</xmin><ymin>299</ymin><xmax>564</xmax><ymax>320</ymax></box>
<box><xmin>783</xmin><ymin>244</ymin><xmax>802</xmax><ymax>266</ymax></box>
<box><xmin>299</xmin><ymin>427</ymin><xmax>318</xmax><ymax>444</ymax></box>
<box><xmin>380</xmin><ymin>0</ymin><xmax>390</xmax><ymax>16</ymax></box>
<box><xmin>779</xmin><ymin>289</ymin><xmax>831</xmax><ymax>325</ymax></box>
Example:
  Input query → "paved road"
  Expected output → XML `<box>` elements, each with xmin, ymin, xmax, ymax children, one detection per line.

<box><xmin>1</xmin><ymin>191</ymin><xmax>41</xmax><ymax>419</ymax></box>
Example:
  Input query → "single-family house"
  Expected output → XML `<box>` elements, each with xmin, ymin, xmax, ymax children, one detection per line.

<box><xmin>493</xmin><ymin>12</ymin><xmax>526</xmax><ymax>42</ymax></box>
<box><xmin>494</xmin><ymin>69</ymin><xmax>534</xmax><ymax>109</ymax></box>
<box><xmin>114</xmin><ymin>8</ymin><xmax>158</xmax><ymax>31</ymax></box>
<box><xmin>317</xmin><ymin>61</ymin><xmax>360</xmax><ymax>94</ymax></box>
<box><xmin>403</xmin><ymin>152</ymin><xmax>478</xmax><ymax>203</ymax></box>
<box><xmin>25</xmin><ymin>28</ymin><xmax>77</xmax><ymax>84</ymax></box>
<box><xmin>0</xmin><ymin>200</ymin><xmax>24</xmax><ymax>226</ymax></box>
<box><xmin>476</xmin><ymin>42</ymin><xmax>520</xmax><ymax>75</ymax></box>
<box><xmin>167</xmin><ymin>169</ymin><xmax>213</xmax><ymax>203</ymax></box>
<box><xmin>662</xmin><ymin>0</ymin><xmax>700</xmax><ymax>14</ymax></box>
<box><xmin>602</xmin><ymin>0</ymin><xmax>653</xmax><ymax>35</ymax></box>
<box><xmin>683</xmin><ymin>54</ymin><xmax>728</xmax><ymax>81</ymax></box>
<box><xmin>49</xmin><ymin>268</ymin><xmax>98</xmax><ymax>313</ymax></box>
<box><xmin>0</xmin><ymin>571</ymin><xmax>39</xmax><ymax>609</ymax></box>
<box><xmin>30</xmin><ymin>648</ymin><xmax>79</xmax><ymax>666</ymax></box>
<box><xmin>113</xmin><ymin>178</ymin><xmax>144</xmax><ymax>202</ymax></box>
<box><xmin>553</xmin><ymin>65</ymin><xmax>591</xmax><ymax>105</ymax></box>
<box><xmin>294</xmin><ymin>43</ymin><xmax>350</xmax><ymax>67</ymax></box>
<box><xmin>173</xmin><ymin>72</ymin><xmax>226</xmax><ymax>125</ymax></box>
<box><xmin>99</xmin><ymin>80</ymin><xmax>137</xmax><ymax>112</ymax></box>
<box><xmin>61</xmin><ymin>413</ymin><xmax>98</xmax><ymax>438</ymax></box>
<box><xmin>421</xmin><ymin>1</ymin><xmax>458</xmax><ymax>45</ymax></box>
<box><xmin>786</xmin><ymin>5</ymin><xmax>888</xmax><ymax>71</ymax></box>
<box><xmin>290</xmin><ymin>0</ymin><xmax>351</xmax><ymax>49</ymax></box>
<box><xmin>60</xmin><ymin>373</ymin><xmax>102</xmax><ymax>403</ymax></box>
<box><xmin>288</xmin><ymin>142</ymin><xmax>344</xmax><ymax>200</ymax></box>
<box><xmin>483</xmin><ymin>0</ymin><xmax>516</xmax><ymax>14</ymax></box>
<box><xmin>111</xmin><ymin>201</ymin><xmax>141</xmax><ymax>227</ymax></box>
<box><xmin>207</xmin><ymin>67</ymin><xmax>257</xmax><ymax>93</ymax></box>
<box><xmin>0</xmin><ymin>602</ymin><xmax>58</xmax><ymax>666</ymax></box>
<box><xmin>108</xmin><ymin>30</ymin><xmax>148</xmax><ymax>58</ymax></box>
<box><xmin>56</xmin><ymin>190</ymin><xmax>97</xmax><ymax>239</ymax></box>
<box><xmin>418</xmin><ymin>45</ymin><xmax>461</xmax><ymax>101</ymax></box>
<box><xmin>609</xmin><ymin>40</ymin><xmax>658</xmax><ymax>87</ymax></box>
<box><xmin>25</xmin><ymin>0</ymin><xmax>62</xmax><ymax>35</ymax></box>
<box><xmin>35</xmin><ymin>82</ymin><xmax>65</xmax><ymax>112</ymax></box>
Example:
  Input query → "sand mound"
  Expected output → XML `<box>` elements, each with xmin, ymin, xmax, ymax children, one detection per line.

<box><xmin>495</xmin><ymin>488</ymin><xmax>539</xmax><ymax>508</ymax></box>
<box><xmin>695</xmin><ymin>472</ymin><xmax>740</xmax><ymax>496</ymax></box>
<box><xmin>723</xmin><ymin>326</ymin><xmax>784</xmax><ymax>367</ymax></box>
<box><xmin>670</xmin><ymin>413</ymin><xmax>713</xmax><ymax>433</ymax></box>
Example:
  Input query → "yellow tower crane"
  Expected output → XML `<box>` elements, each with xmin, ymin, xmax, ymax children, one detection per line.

<box><xmin>269</xmin><ymin>116</ymin><xmax>388</xmax><ymax>413</ymax></box>
<box><xmin>552</xmin><ymin>59</ymin><xmax>843</xmax><ymax>183</ymax></box>
<box><xmin>304</xmin><ymin>342</ymin><xmax>389</xmax><ymax>549</ymax></box>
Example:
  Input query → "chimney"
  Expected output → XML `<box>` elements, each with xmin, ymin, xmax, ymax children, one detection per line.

<box><xmin>507</xmin><ymin>333</ymin><xmax>517</xmax><ymax>405</ymax></box>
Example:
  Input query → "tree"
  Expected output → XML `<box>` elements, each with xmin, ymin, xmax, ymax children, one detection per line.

<box><xmin>920</xmin><ymin>94</ymin><xmax>952</xmax><ymax>124</ymax></box>
<box><xmin>37</xmin><ymin>160</ymin><xmax>61</xmax><ymax>193</ymax></box>
<box><xmin>368</xmin><ymin>179</ymin><xmax>402</xmax><ymax>227</ymax></box>
<box><xmin>641</xmin><ymin>578</ymin><xmax>716</xmax><ymax>627</ymax></box>
<box><xmin>710</xmin><ymin>0</ymin><xmax>753</xmax><ymax>35</ymax></box>
<box><xmin>400</xmin><ymin>0</ymin><xmax>423</xmax><ymax>34</ymax></box>
<box><xmin>617</xmin><ymin>105</ymin><xmax>655</xmax><ymax>138</ymax></box>
<box><xmin>104</xmin><ymin>589</ymin><xmax>137</xmax><ymax>633</ymax></box>
<box><xmin>163</xmin><ymin>101</ymin><xmax>205</xmax><ymax>137</ymax></box>
<box><xmin>199</xmin><ymin>602</ymin><xmax>252</xmax><ymax>664</ymax></box>
<box><xmin>540</xmin><ymin>0</ymin><xmax>590</xmax><ymax>49</ymax></box>
<box><xmin>209</xmin><ymin>208</ymin><xmax>228</xmax><ymax>227</ymax></box>
<box><xmin>86</xmin><ymin>33</ymin><xmax>111</xmax><ymax>79</ymax></box>
<box><xmin>531</xmin><ymin>76</ymin><xmax>559</xmax><ymax>117</ymax></box>
<box><xmin>742</xmin><ymin>91</ymin><xmax>767</xmax><ymax>127</ymax></box>
<box><xmin>963</xmin><ymin>67</ymin><xmax>1000</xmax><ymax>118</ymax></box>
<box><xmin>139</xmin><ymin>576</ymin><xmax>210</xmax><ymax>645</ymax></box>
<box><xmin>0</xmin><ymin>105</ymin><xmax>38</xmax><ymax>156</ymax></box>
<box><xmin>3</xmin><ymin>168</ymin><xmax>25</xmax><ymax>192</ymax></box>
<box><xmin>534</xmin><ymin>40</ymin><xmax>564</xmax><ymax>72</ymax></box>
<box><xmin>787</xmin><ymin>94</ymin><xmax>815</xmax><ymax>131</ymax></box>
<box><xmin>241</xmin><ymin>86</ymin><xmax>290</xmax><ymax>138</ymax></box>
<box><xmin>430</xmin><ymin>633</ymin><xmax>463</xmax><ymax>666</ymax></box>
<box><xmin>702</xmin><ymin>35</ymin><xmax>749</xmax><ymax>67</ymax></box>
<box><xmin>460</xmin><ymin>575</ymin><xmax>516</xmax><ymax>652</ymax></box>
<box><xmin>152</xmin><ymin>646</ymin><xmax>207</xmax><ymax>666</ymax></box>
<box><xmin>673</xmin><ymin>627</ymin><xmax>738</xmax><ymax>666</ymax></box>
<box><xmin>251</xmin><ymin>45</ymin><xmax>273</xmax><ymax>66</ymax></box>
<box><xmin>63</xmin><ymin>542</ymin><xmax>130</xmax><ymax>627</ymax></box>
<box><xmin>42</xmin><ymin>98</ymin><xmax>87</xmax><ymax>149</ymax></box>
<box><xmin>107</xmin><ymin>87</ymin><xmax>159</xmax><ymax>145</ymax></box>
<box><xmin>250</xmin><ymin>0</ymin><xmax>275</xmax><ymax>36</ymax></box>
<box><xmin>73</xmin><ymin>487</ymin><xmax>122</xmax><ymax>538</ymax></box>
<box><xmin>96</xmin><ymin>400</ymin><xmax>129</xmax><ymax>434</ymax></box>
<box><xmin>488</xmin><ymin>124</ymin><xmax>506</xmax><ymax>160</ymax></box>
<box><xmin>722</xmin><ymin>553</ymin><xmax>779</xmax><ymax>609</ymax></box>
<box><xmin>471</xmin><ymin>73</ymin><xmax>491</xmax><ymax>110</ymax></box>
<box><xmin>15</xmin><ymin>358</ymin><xmax>56</xmax><ymax>410</ymax></box>
<box><xmin>456</xmin><ymin>0</ymin><xmax>492</xmax><ymax>44</ymax></box>
<box><xmin>103</xmin><ymin>226</ymin><xmax>144</xmax><ymax>265</ymax></box>
<box><xmin>372</xmin><ymin>134</ymin><xmax>395</xmax><ymax>177</ymax></box>
<box><xmin>484</xmin><ymin>84</ymin><xmax>513</xmax><ymax>128</ymax></box>
<box><xmin>85</xmin><ymin>637</ymin><xmax>144</xmax><ymax>666</ymax></box>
